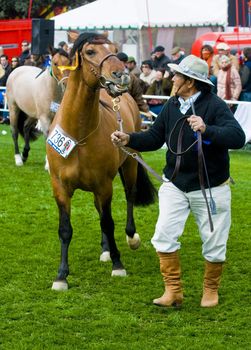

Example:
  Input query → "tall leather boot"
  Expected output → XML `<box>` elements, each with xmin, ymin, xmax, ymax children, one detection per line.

<box><xmin>153</xmin><ymin>251</ymin><xmax>183</xmax><ymax>308</ymax></box>
<box><xmin>201</xmin><ymin>260</ymin><xmax>223</xmax><ymax>307</ymax></box>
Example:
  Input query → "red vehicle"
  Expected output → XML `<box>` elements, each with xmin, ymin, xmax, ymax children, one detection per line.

<box><xmin>0</xmin><ymin>19</ymin><xmax>32</xmax><ymax>60</ymax></box>
<box><xmin>191</xmin><ymin>31</ymin><xmax>251</xmax><ymax>57</ymax></box>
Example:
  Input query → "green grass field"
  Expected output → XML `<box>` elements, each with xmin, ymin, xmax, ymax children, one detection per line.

<box><xmin>0</xmin><ymin>124</ymin><xmax>250</xmax><ymax>350</ymax></box>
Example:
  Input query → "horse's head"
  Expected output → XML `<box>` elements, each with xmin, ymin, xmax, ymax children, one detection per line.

<box><xmin>49</xmin><ymin>47</ymin><xmax>72</xmax><ymax>89</ymax></box>
<box><xmin>71</xmin><ymin>33</ymin><xmax>130</xmax><ymax>97</ymax></box>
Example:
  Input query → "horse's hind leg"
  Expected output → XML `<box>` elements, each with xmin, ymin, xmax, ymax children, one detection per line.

<box><xmin>52</xmin><ymin>182</ymin><xmax>73</xmax><ymax>291</ymax></box>
<box><xmin>119</xmin><ymin>160</ymin><xmax>141</xmax><ymax>250</ymax></box>
<box><xmin>94</xmin><ymin>187</ymin><xmax>126</xmax><ymax>276</ymax></box>
<box><xmin>9</xmin><ymin>105</ymin><xmax>23</xmax><ymax>166</ymax></box>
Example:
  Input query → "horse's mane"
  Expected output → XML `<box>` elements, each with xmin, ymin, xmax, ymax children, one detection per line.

<box><xmin>70</xmin><ymin>32</ymin><xmax>111</xmax><ymax>58</ymax></box>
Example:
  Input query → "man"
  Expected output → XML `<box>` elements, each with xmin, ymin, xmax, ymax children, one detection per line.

<box><xmin>171</xmin><ymin>46</ymin><xmax>185</xmax><ymax>64</ymax></box>
<box><xmin>212</xmin><ymin>42</ymin><xmax>239</xmax><ymax>76</ymax></box>
<box><xmin>0</xmin><ymin>54</ymin><xmax>12</xmax><ymax>86</ymax></box>
<box><xmin>152</xmin><ymin>45</ymin><xmax>171</xmax><ymax>71</ymax></box>
<box><xmin>126</xmin><ymin>56</ymin><xmax>141</xmax><ymax>78</ymax></box>
<box><xmin>19</xmin><ymin>40</ymin><xmax>31</xmax><ymax>65</ymax></box>
<box><xmin>111</xmin><ymin>55</ymin><xmax>245</xmax><ymax>308</ymax></box>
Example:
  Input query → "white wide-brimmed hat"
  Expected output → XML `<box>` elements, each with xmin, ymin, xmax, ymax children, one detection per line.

<box><xmin>168</xmin><ymin>54</ymin><xmax>214</xmax><ymax>86</ymax></box>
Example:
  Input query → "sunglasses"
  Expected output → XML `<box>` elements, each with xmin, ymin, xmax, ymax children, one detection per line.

<box><xmin>12</xmin><ymin>60</ymin><xmax>18</xmax><ymax>62</ymax></box>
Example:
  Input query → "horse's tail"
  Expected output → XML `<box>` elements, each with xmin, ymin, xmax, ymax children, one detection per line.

<box><xmin>17</xmin><ymin>111</ymin><xmax>41</xmax><ymax>141</ymax></box>
<box><xmin>119</xmin><ymin>161</ymin><xmax>157</xmax><ymax>206</ymax></box>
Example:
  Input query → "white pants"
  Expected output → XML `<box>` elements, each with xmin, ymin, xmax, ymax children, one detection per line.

<box><xmin>151</xmin><ymin>181</ymin><xmax>231</xmax><ymax>262</ymax></box>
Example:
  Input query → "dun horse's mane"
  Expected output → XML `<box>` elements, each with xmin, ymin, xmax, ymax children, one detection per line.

<box><xmin>70</xmin><ymin>32</ymin><xmax>111</xmax><ymax>57</ymax></box>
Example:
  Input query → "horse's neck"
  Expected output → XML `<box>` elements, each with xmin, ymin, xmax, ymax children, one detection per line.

<box><xmin>59</xmin><ymin>72</ymin><xmax>100</xmax><ymax>137</ymax></box>
<box><xmin>44</xmin><ymin>69</ymin><xmax>64</xmax><ymax>103</ymax></box>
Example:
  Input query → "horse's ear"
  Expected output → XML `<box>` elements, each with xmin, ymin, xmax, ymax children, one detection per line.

<box><xmin>113</xmin><ymin>42</ymin><xmax>119</xmax><ymax>54</ymax></box>
<box><xmin>102</xmin><ymin>31</ymin><xmax>109</xmax><ymax>39</ymax></box>
<box><xmin>68</xmin><ymin>31</ymin><xmax>79</xmax><ymax>43</ymax></box>
<box><xmin>47</xmin><ymin>46</ymin><xmax>54</xmax><ymax>56</ymax></box>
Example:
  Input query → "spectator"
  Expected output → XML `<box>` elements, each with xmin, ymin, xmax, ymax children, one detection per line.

<box><xmin>0</xmin><ymin>54</ymin><xmax>12</xmax><ymax>86</ymax></box>
<box><xmin>170</xmin><ymin>46</ymin><xmax>185</xmax><ymax>64</ymax></box>
<box><xmin>10</xmin><ymin>56</ymin><xmax>20</xmax><ymax>71</ymax></box>
<box><xmin>217</xmin><ymin>55</ymin><xmax>242</xmax><ymax>105</ymax></box>
<box><xmin>58</xmin><ymin>41</ymin><xmax>69</xmax><ymax>53</ymax></box>
<box><xmin>151</xmin><ymin>45</ymin><xmax>171</xmax><ymax>71</ymax></box>
<box><xmin>239</xmin><ymin>47</ymin><xmax>251</xmax><ymax>101</ymax></box>
<box><xmin>111</xmin><ymin>54</ymin><xmax>246</xmax><ymax>309</ymax></box>
<box><xmin>126</xmin><ymin>56</ymin><xmax>141</xmax><ymax>78</ymax></box>
<box><xmin>212</xmin><ymin>42</ymin><xmax>239</xmax><ymax>76</ymax></box>
<box><xmin>200</xmin><ymin>44</ymin><xmax>217</xmax><ymax>88</ymax></box>
<box><xmin>19</xmin><ymin>40</ymin><xmax>31</xmax><ymax>65</ymax></box>
<box><xmin>139</xmin><ymin>60</ymin><xmax>157</xmax><ymax>92</ymax></box>
<box><xmin>145</xmin><ymin>69</ymin><xmax>173</xmax><ymax>115</ymax></box>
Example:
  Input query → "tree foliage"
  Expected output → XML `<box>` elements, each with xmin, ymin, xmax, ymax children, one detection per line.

<box><xmin>0</xmin><ymin>0</ymin><xmax>95</xmax><ymax>19</ymax></box>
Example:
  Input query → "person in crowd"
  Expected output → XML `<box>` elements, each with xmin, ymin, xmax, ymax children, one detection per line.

<box><xmin>58</xmin><ymin>41</ymin><xmax>69</xmax><ymax>53</ymax></box>
<box><xmin>145</xmin><ymin>69</ymin><xmax>173</xmax><ymax>115</ymax></box>
<box><xmin>0</xmin><ymin>54</ymin><xmax>11</xmax><ymax>124</ymax></box>
<box><xmin>212</xmin><ymin>42</ymin><xmax>239</xmax><ymax>76</ymax></box>
<box><xmin>126</xmin><ymin>56</ymin><xmax>141</xmax><ymax>78</ymax></box>
<box><xmin>139</xmin><ymin>60</ymin><xmax>157</xmax><ymax>93</ymax></box>
<box><xmin>239</xmin><ymin>47</ymin><xmax>251</xmax><ymax>101</ymax></box>
<box><xmin>151</xmin><ymin>45</ymin><xmax>171</xmax><ymax>71</ymax></box>
<box><xmin>200</xmin><ymin>44</ymin><xmax>217</xmax><ymax>88</ymax></box>
<box><xmin>217</xmin><ymin>55</ymin><xmax>242</xmax><ymax>107</ymax></box>
<box><xmin>19</xmin><ymin>40</ymin><xmax>31</xmax><ymax>65</ymax></box>
<box><xmin>10</xmin><ymin>56</ymin><xmax>20</xmax><ymax>71</ymax></box>
<box><xmin>111</xmin><ymin>55</ymin><xmax>245</xmax><ymax>309</ymax></box>
<box><xmin>170</xmin><ymin>46</ymin><xmax>185</xmax><ymax>64</ymax></box>
<box><xmin>117</xmin><ymin>52</ymin><xmax>151</xmax><ymax>117</ymax></box>
<box><xmin>0</xmin><ymin>54</ymin><xmax>12</xmax><ymax>86</ymax></box>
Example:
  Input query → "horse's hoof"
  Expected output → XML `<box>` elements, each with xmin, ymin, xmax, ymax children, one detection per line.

<box><xmin>111</xmin><ymin>269</ymin><xmax>127</xmax><ymax>277</ymax></box>
<box><xmin>126</xmin><ymin>233</ymin><xmax>141</xmax><ymax>250</ymax></box>
<box><xmin>15</xmin><ymin>154</ymin><xmax>23</xmax><ymax>166</ymax></box>
<box><xmin>100</xmin><ymin>251</ymin><xmax>111</xmax><ymax>262</ymax></box>
<box><xmin>51</xmin><ymin>280</ymin><xmax>68</xmax><ymax>291</ymax></box>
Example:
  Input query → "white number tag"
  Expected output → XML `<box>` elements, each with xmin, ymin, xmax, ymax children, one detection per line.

<box><xmin>50</xmin><ymin>101</ymin><xmax>60</xmax><ymax>113</ymax></box>
<box><xmin>47</xmin><ymin>125</ymin><xmax>77</xmax><ymax>159</ymax></box>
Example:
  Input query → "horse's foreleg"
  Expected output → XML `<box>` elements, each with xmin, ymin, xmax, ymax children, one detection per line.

<box><xmin>9</xmin><ymin>108</ymin><xmax>23</xmax><ymax>166</ymax></box>
<box><xmin>95</xmin><ymin>191</ymin><xmax>126</xmax><ymax>276</ymax></box>
<box><xmin>52</xmin><ymin>189</ymin><xmax>73</xmax><ymax>290</ymax></box>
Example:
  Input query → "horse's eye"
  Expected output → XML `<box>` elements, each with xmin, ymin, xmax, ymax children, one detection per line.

<box><xmin>86</xmin><ymin>49</ymin><xmax>95</xmax><ymax>56</ymax></box>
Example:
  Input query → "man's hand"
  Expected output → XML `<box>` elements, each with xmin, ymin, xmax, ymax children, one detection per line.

<box><xmin>111</xmin><ymin>131</ymin><xmax>130</xmax><ymax>147</ymax></box>
<box><xmin>187</xmin><ymin>115</ymin><xmax>206</xmax><ymax>133</ymax></box>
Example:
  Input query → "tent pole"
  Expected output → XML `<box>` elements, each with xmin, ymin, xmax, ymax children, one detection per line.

<box><xmin>235</xmin><ymin>0</ymin><xmax>241</xmax><ymax>56</ymax></box>
<box><xmin>28</xmin><ymin>0</ymin><xmax>33</xmax><ymax>19</ymax></box>
<box><xmin>145</xmin><ymin>0</ymin><xmax>153</xmax><ymax>52</ymax></box>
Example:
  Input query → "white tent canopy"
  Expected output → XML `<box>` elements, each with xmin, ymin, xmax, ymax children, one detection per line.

<box><xmin>52</xmin><ymin>0</ymin><xmax>228</xmax><ymax>30</ymax></box>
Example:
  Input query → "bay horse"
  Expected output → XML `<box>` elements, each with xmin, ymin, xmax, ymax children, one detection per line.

<box><xmin>6</xmin><ymin>48</ymin><xmax>71</xmax><ymax>168</ymax></box>
<box><xmin>46</xmin><ymin>32</ymin><xmax>156</xmax><ymax>290</ymax></box>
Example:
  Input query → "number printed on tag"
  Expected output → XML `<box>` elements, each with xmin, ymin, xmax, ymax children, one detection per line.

<box><xmin>47</xmin><ymin>125</ymin><xmax>77</xmax><ymax>158</ymax></box>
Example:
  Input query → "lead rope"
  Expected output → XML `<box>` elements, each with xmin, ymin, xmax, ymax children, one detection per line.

<box><xmin>112</xmin><ymin>98</ymin><xmax>164</xmax><ymax>183</ymax></box>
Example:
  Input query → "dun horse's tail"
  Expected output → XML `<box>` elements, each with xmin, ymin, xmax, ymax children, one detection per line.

<box><xmin>119</xmin><ymin>162</ymin><xmax>157</xmax><ymax>206</ymax></box>
<box><xmin>17</xmin><ymin>111</ymin><xmax>41</xmax><ymax>141</ymax></box>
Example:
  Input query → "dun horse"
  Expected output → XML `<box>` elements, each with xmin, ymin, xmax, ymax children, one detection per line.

<box><xmin>6</xmin><ymin>48</ymin><xmax>70</xmax><ymax>167</ymax></box>
<box><xmin>46</xmin><ymin>33</ymin><xmax>156</xmax><ymax>290</ymax></box>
